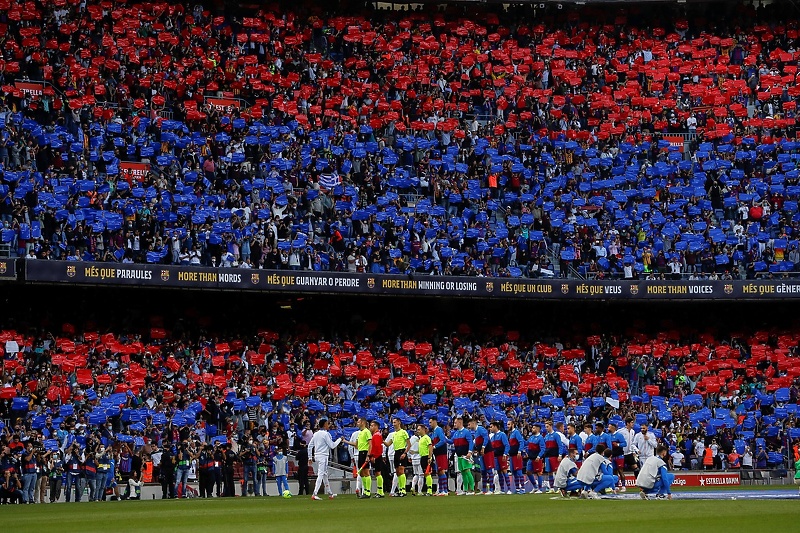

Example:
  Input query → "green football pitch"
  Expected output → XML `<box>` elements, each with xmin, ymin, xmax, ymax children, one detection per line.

<box><xmin>2</xmin><ymin>492</ymin><xmax>797</xmax><ymax>533</ymax></box>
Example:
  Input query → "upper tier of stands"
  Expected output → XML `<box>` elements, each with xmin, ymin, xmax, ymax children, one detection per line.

<box><xmin>1</xmin><ymin>1</ymin><xmax>800</xmax><ymax>279</ymax></box>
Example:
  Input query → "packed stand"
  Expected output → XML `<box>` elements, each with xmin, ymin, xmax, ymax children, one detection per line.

<box><xmin>2</xmin><ymin>316</ymin><xmax>800</xmax><ymax>503</ymax></box>
<box><xmin>2</xmin><ymin>2</ymin><xmax>800</xmax><ymax>278</ymax></box>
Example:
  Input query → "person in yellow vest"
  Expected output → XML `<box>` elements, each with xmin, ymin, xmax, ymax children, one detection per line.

<box><xmin>343</xmin><ymin>417</ymin><xmax>372</xmax><ymax>499</ymax></box>
<box><xmin>416</xmin><ymin>424</ymin><xmax>433</xmax><ymax>495</ymax></box>
<box><xmin>389</xmin><ymin>418</ymin><xmax>411</xmax><ymax>497</ymax></box>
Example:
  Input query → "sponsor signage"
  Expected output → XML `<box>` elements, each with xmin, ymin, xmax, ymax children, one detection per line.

<box><xmin>15</xmin><ymin>81</ymin><xmax>46</xmax><ymax>97</ymax></box>
<box><xmin>662</xmin><ymin>134</ymin><xmax>686</xmax><ymax>153</ymax></box>
<box><xmin>21</xmin><ymin>261</ymin><xmax>800</xmax><ymax>300</ymax></box>
<box><xmin>205</xmin><ymin>97</ymin><xmax>242</xmax><ymax>113</ymax></box>
<box><xmin>119</xmin><ymin>161</ymin><xmax>151</xmax><ymax>184</ymax></box>
<box><xmin>622</xmin><ymin>472</ymin><xmax>740</xmax><ymax>487</ymax></box>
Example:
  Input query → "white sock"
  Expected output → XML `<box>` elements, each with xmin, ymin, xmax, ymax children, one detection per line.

<box><xmin>494</xmin><ymin>472</ymin><xmax>499</xmax><ymax>490</ymax></box>
<box><xmin>411</xmin><ymin>475</ymin><xmax>418</xmax><ymax>490</ymax></box>
<box><xmin>391</xmin><ymin>475</ymin><xmax>398</xmax><ymax>494</ymax></box>
<box><xmin>356</xmin><ymin>476</ymin><xmax>362</xmax><ymax>492</ymax></box>
<box><xmin>456</xmin><ymin>472</ymin><xmax>463</xmax><ymax>492</ymax></box>
<box><xmin>419</xmin><ymin>475</ymin><xmax>425</xmax><ymax>493</ymax></box>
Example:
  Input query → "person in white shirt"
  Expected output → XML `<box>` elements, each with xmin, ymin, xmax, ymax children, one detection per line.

<box><xmin>631</xmin><ymin>424</ymin><xmax>657</xmax><ymax>466</ymax></box>
<box><xmin>554</xmin><ymin>447</ymin><xmax>583</xmax><ymax>497</ymax></box>
<box><xmin>741</xmin><ymin>446</ymin><xmax>754</xmax><ymax>469</ymax></box>
<box><xmin>384</xmin><ymin>430</ymin><xmax>396</xmax><ymax>480</ymax></box>
<box><xmin>619</xmin><ymin>418</ymin><xmax>639</xmax><ymax>480</ymax></box>
<box><xmin>636</xmin><ymin>445</ymin><xmax>673</xmax><ymax>499</ymax></box>
<box><xmin>670</xmin><ymin>449</ymin><xmax>685</xmax><ymax>470</ymax></box>
<box><xmin>349</xmin><ymin>428</ymin><xmax>362</xmax><ymax>495</ymax></box>
<box><xmin>307</xmin><ymin>419</ymin><xmax>342</xmax><ymax>500</ymax></box>
<box><xmin>693</xmin><ymin>439</ymin><xmax>705</xmax><ymax>470</ymax></box>
<box><xmin>407</xmin><ymin>434</ymin><xmax>422</xmax><ymax>495</ymax></box>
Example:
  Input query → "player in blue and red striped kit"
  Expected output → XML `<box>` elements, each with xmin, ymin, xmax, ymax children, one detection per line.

<box><xmin>607</xmin><ymin>421</ymin><xmax>628</xmax><ymax>491</ymax></box>
<box><xmin>542</xmin><ymin>421</ymin><xmax>561</xmax><ymax>493</ymax></box>
<box><xmin>506</xmin><ymin>420</ymin><xmax>526</xmax><ymax>494</ymax></box>
<box><xmin>489</xmin><ymin>421</ymin><xmax>511</xmax><ymax>494</ymax></box>
<box><xmin>429</xmin><ymin>417</ymin><xmax>450</xmax><ymax>496</ymax></box>
<box><xmin>469</xmin><ymin>419</ymin><xmax>495</xmax><ymax>495</ymax></box>
<box><xmin>585</xmin><ymin>423</ymin><xmax>612</xmax><ymax>456</ymax></box>
<box><xmin>526</xmin><ymin>424</ymin><xmax>545</xmax><ymax>493</ymax></box>
<box><xmin>567</xmin><ymin>424</ymin><xmax>584</xmax><ymax>466</ymax></box>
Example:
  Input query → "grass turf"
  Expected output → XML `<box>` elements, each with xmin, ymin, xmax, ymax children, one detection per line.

<box><xmin>2</xmin><ymin>494</ymin><xmax>796</xmax><ymax>533</ymax></box>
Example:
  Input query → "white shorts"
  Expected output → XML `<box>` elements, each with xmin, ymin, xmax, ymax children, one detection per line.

<box><xmin>314</xmin><ymin>456</ymin><xmax>329</xmax><ymax>477</ymax></box>
<box><xmin>412</xmin><ymin>460</ymin><xmax>423</xmax><ymax>476</ymax></box>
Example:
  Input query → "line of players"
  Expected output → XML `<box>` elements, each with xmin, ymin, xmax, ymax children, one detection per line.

<box><xmin>339</xmin><ymin>415</ymin><xmax>669</xmax><ymax>499</ymax></box>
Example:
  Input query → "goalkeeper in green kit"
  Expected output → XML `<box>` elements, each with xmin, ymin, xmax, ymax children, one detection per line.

<box><xmin>451</xmin><ymin>416</ymin><xmax>476</xmax><ymax>494</ymax></box>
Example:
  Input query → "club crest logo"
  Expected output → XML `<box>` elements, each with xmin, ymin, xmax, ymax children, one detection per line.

<box><xmin>630</xmin><ymin>284</ymin><xmax>639</xmax><ymax>295</ymax></box>
<box><xmin>251</xmin><ymin>273</ymin><xmax>260</xmax><ymax>284</ymax></box>
<box><xmin>485</xmin><ymin>281</ymin><xmax>494</xmax><ymax>293</ymax></box>
<box><xmin>367</xmin><ymin>277</ymin><xmax>375</xmax><ymax>289</ymax></box>
<box><xmin>161</xmin><ymin>270</ymin><xmax>170</xmax><ymax>282</ymax></box>
<box><xmin>66</xmin><ymin>265</ymin><xmax>76</xmax><ymax>278</ymax></box>
<box><xmin>561</xmin><ymin>284</ymin><xmax>569</xmax><ymax>294</ymax></box>
<box><xmin>724</xmin><ymin>284</ymin><xmax>733</xmax><ymax>295</ymax></box>
<box><xmin>0</xmin><ymin>262</ymin><xmax>6</xmax><ymax>275</ymax></box>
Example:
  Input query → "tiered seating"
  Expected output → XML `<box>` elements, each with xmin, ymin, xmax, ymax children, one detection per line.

<box><xmin>1</xmin><ymin>319</ymin><xmax>798</xmax><ymax>467</ymax></box>
<box><xmin>0</xmin><ymin>2</ymin><xmax>799</xmax><ymax>277</ymax></box>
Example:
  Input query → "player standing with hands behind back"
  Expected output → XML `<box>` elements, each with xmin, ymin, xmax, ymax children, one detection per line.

<box><xmin>390</xmin><ymin>418</ymin><xmax>411</xmax><ymax>497</ymax></box>
<box><xmin>351</xmin><ymin>417</ymin><xmax>373</xmax><ymax>499</ymax></box>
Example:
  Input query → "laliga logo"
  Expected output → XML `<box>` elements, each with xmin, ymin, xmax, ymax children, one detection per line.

<box><xmin>673</xmin><ymin>478</ymin><xmax>687</xmax><ymax>486</ymax></box>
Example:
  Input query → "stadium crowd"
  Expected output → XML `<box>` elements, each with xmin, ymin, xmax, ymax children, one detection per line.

<box><xmin>2</xmin><ymin>1</ymin><xmax>800</xmax><ymax>278</ymax></box>
<box><xmin>1</xmin><ymin>309</ymin><xmax>799</xmax><ymax>503</ymax></box>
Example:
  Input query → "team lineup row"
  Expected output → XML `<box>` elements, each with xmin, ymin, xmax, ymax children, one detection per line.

<box><xmin>306</xmin><ymin>416</ymin><xmax>673</xmax><ymax>500</ymax></box>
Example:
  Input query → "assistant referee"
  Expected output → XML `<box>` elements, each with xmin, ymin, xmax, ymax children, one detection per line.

<box><xmin>390</xmin><ymin>418</ymin><xmax>412</xmax><ymax>496</ymax></box>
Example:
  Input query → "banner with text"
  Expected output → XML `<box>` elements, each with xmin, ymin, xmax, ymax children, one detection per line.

<box><xmin>22</xmin><ymin>261</ymin><xmax>800</xmax><ymax>300</ymax></box>
<box><xmin>14</xmin><ymin>81</ymin><xmax>46</xmax><ymax>98</ymax></box>
<box><xmin>119</xmin><ymin>162</ymin><xmax>151</xmax><ymax>184</ymax></box>
<box><xmin>622</xmin><ymin>472</ymin><xmax>740</xmax><ymax>488</ymax></box>
<box><xmin>204</xmin><ymin>97</ymin><xmax>243</xmax><ymax>113</ymax></box>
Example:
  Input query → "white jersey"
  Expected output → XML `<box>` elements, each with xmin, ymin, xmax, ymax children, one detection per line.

<box><xmin>554</xmin><ymin>457</ymin><xmax>578</xmax><ymax>489</ymax></box>
<box><xmin>632</xmin><ymin>432</ymin><xmax>657</xmax><ymax>459</ymax></box>
<box><xmin>349</xmin><ymin>430</ymin><xmax>360</xmax><ymax>462</ymax></box>
<box><xmin>576</xmin><ymin>452</ymin><xmax>606</xmax><ymax>485</ymax></box>
<box><xmin>636</xmin><ymin>455</ymin><xmax>666</xmax><ymax>490</ymax></box>
<box><xmin>385</xmin><ymin>431</ymin><xmax>396</xmax><ymax>458</ymax></box>
<box><xmin>308</xmin><ymin>429</ymin><xmax>341</xmax><ymax>459</ymax></box>
<box><xmin>618</xmin><ymin>428</ymin><xmax>635</xmax><ymax>455</ymax></box>
<box><xmin>409</xmin><ymin>435</ymin><xmax>421</xmax><ymax>463</ymax></box>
